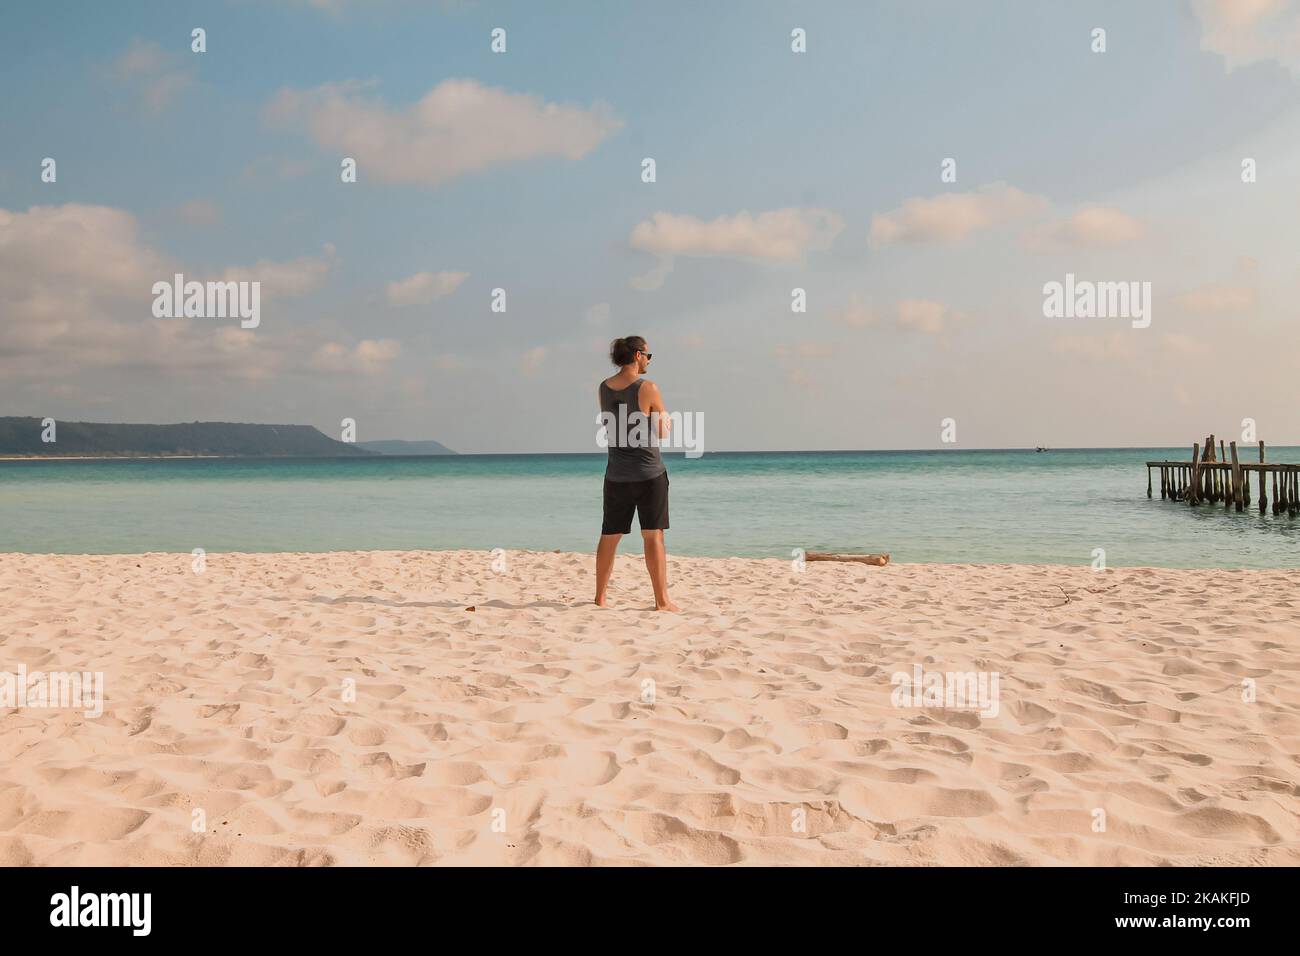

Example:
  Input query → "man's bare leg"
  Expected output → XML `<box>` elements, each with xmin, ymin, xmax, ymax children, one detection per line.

<box><xmin>595</xmin><ymin>533</ymin><xmax>622</xmax><ymax>606</ymax></box>
<box><xmin>641</xmin><ymin>529</ymin><xmax>680</xmax><ymax>611</ymax></box>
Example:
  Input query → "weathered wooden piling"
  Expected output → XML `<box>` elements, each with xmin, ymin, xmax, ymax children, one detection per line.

<box><xmin>1146</xmin><ymin>436</ymin><xmax>1296</xmax><ymax>521</ymax></box>
<box><xmin>1258</xmin><ymin>442</ymin><xmax>1267</xmax><ymax>514</ymax></box>
<box><xmin>1230</xmin><ymin>441</ymin><xmax>1243</xmax><ymax>512</ymax></box>
<box><xmin>1189</xmin><ymin>442</ymin><xmax>1201</xmax><ymax>505</ymax></box>
<box><xmin>1204</xmin><ymin>441</ymin><xmax>1213</xmax><ymax>501</ymax></box>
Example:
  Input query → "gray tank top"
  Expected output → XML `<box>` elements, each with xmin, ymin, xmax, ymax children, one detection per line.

<box><xmin>600</xmin><ymin>379</ymin><xmax>666</xmax><ymax>482</ymax></box>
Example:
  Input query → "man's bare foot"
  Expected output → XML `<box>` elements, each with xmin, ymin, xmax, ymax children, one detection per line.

<box><xmin>594</xmin><ymin>597</ymin><xmax>610</xmax><ymax>607</ymax></box>
<box><xmin>655</xmin><ymin>599</ymin><xmax>681</xmax><ymax>612</ymax></box>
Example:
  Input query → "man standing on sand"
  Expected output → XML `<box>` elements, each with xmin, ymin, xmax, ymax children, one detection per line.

<box><xmin>595</xmin><ymin>336</ymin><xmax>680</xmax><ymax>611</ymax></box>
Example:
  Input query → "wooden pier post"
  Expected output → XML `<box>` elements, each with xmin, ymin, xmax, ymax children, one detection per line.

<box><xmin>1258</xmin><ymin>442</ymin><xmax>1267</xmax><ymax>514</ymax></box>
<box><xmin>1202</xmin><ymin>444</ymin><xmax>1210</xmax><ymax>505</ymax></box>
<box><xmin>1206</xmin><ymin>437</ymin><xmax>1216</xmax><ymax>504</ymax></box>
<box><xmin>1201</xmin><ymin>437</ymin><xmax>1210</xmax><ymax>501</ymax></box>
<box><xmin>1151</xmin><ymin>436</ymin><xmax>1300</xmax><ymax>521</ymax></box>
<box><xmin>1230</xmin><ymin>441</ymin><xmax>1243</xmax><ymax>512</ymax></box>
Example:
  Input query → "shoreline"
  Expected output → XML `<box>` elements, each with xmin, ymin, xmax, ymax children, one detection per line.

<box><xmin>1</xmin><ymin>547</ymin><xmax>1297</xmax><ymax>573</ymax></box>
<box><xmin>2</xmin><ymin>549</ymin><xmax>1296</xmax><ymax>865</ymax></box>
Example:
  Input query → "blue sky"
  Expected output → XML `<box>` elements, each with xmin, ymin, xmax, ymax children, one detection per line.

<box><xmin>2</xmin><ymin>0</ymin><xmax>1299</xmax><ymax>451</ymax></box>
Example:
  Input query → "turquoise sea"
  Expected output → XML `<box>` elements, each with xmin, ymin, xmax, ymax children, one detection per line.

<box><xmin>3</xmin><ymin>449</ymin><xmax>1300</xmax><ymax>568</ymax></box>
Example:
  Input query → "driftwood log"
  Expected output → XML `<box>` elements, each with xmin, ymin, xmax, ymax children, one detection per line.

<box><xmin>805</xmin><ymin>551</ymin><xmax>890</xmax><ymax>566</ymax></box>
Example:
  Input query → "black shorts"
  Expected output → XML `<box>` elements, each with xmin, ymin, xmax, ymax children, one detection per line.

<box><xmin>602</xmin><ymin>472</ymin><xmax>669</xmax><ymax>535</ymax></box>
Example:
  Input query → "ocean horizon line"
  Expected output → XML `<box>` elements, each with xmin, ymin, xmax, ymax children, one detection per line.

<box><xmin>6</xmin><ymin>443</ymin><xmax>1295</xmax><ymax>462</ymax></box>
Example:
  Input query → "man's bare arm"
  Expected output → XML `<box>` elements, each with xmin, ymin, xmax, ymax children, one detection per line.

<box><xmin>640</xmin><ymin>380</ymin><xmax>671</xmax><ymax>438</ymax></box>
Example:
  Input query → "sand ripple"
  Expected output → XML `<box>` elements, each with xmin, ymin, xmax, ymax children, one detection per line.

<box><xmin>1</xmin><ymin>550</ymin><xmax>1297</xmax><ymax>865</ymax></box>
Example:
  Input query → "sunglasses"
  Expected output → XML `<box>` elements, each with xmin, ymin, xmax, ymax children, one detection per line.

<box><xmin>638</xmin><ymin>350</ymin><xmax>653</xmax><ymax>361</ymax></box>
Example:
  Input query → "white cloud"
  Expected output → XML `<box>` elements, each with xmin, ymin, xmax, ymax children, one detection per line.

<box><xmin>1162</xmin><ymin>333</ymin><xmax>1212</xmax><ymax>356</ymax></box>
<box><xmin>629</xmin><ymin>256</ymin><xmax>674</xmax><ymax>292</ymax></box>
<box><xmin>870</xmin><ymin>183</ymin><xmax>1046</xmax><ymax>245</ymax></box>
<box><xmin>896</xmin><ymin>299</ymin><xmax>950</xmax><ymax>335</ymax></box>
<box><xmin>309</xmin><ymin>339</ymin><xmax>401</xmax><ymax>374</ymax></box>
<box><xmin>0</xmin><ymin>203</ymin><xmax>351</xmax><ymax>385</ymax></box>
<box><xmin>0</xmin><ymin>203</ymin><xmax>165</xmax><ymax>299</ymax></box>
<box><xmin>1175</xmin><ymin>282</ymin><xmax>1257</xmax><ymax>313</ymax></box>
<box><xmin>831</xmin><ymin>294</ymin><xmax>876</xmax><ymax>328</ymax></box>
<box><xmin>385</xmin><ymin>270</ymin><xmax>469</xmax><ymax>306</ymax></box>
<box><xmin>264</xmin><ymin>79</ymin><xmax>621</xmax><ymax>187</ymax></box>
<box><xmin>108</xmin><ymin>39</ymin><xmax>195</xmax><ymax>114</ymax></box>
<box><xmin>219</xmin><ymin>246</ymin><xmax>335</xmax><ymax>299</ymax></box>
<box><xmin>584</xmin><ymin>302</ymin><xmax>611</xmax><ymax>326</ymax></box>
<box><xmin>1050</xmin><ymin>333</ymin><xmax>1138</xmax><ymax>363</ymax></box>
<box><xmin>1026</xmin><ymin>206</ymin><xmax>1146</xmax><ymax>250</ymax></box>
<box><xmin>630</xmin><ymin>207</ymin><xmax>843</xmax><ymax>262</ymax></box>
<box><xmin>1191</xmin><ymin>0</ymin><xmax>1300</xmax><ymax>72</ymax></box>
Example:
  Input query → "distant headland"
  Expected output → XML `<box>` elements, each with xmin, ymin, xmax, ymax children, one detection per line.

<box><xmin>0</xmin><ymin>417</ymin><xmax>456</xmax><ymax>458</ymax></box>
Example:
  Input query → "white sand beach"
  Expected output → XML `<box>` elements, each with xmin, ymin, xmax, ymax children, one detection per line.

<box><xmin>1</xmin><ymin>549</ymin><xmax>1297</xmax><ymax>866</ymax></box>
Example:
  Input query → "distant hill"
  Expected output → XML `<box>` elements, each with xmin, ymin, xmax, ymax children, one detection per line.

<box><xmin>0</xmin><ymin>417</ymin><xmax>375</xmax><ymax>458</ymax></box>
<box><xmin>357</xmin><ymin>439</ymin><xmax>457</xmax><ymax>456</ymax></box>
